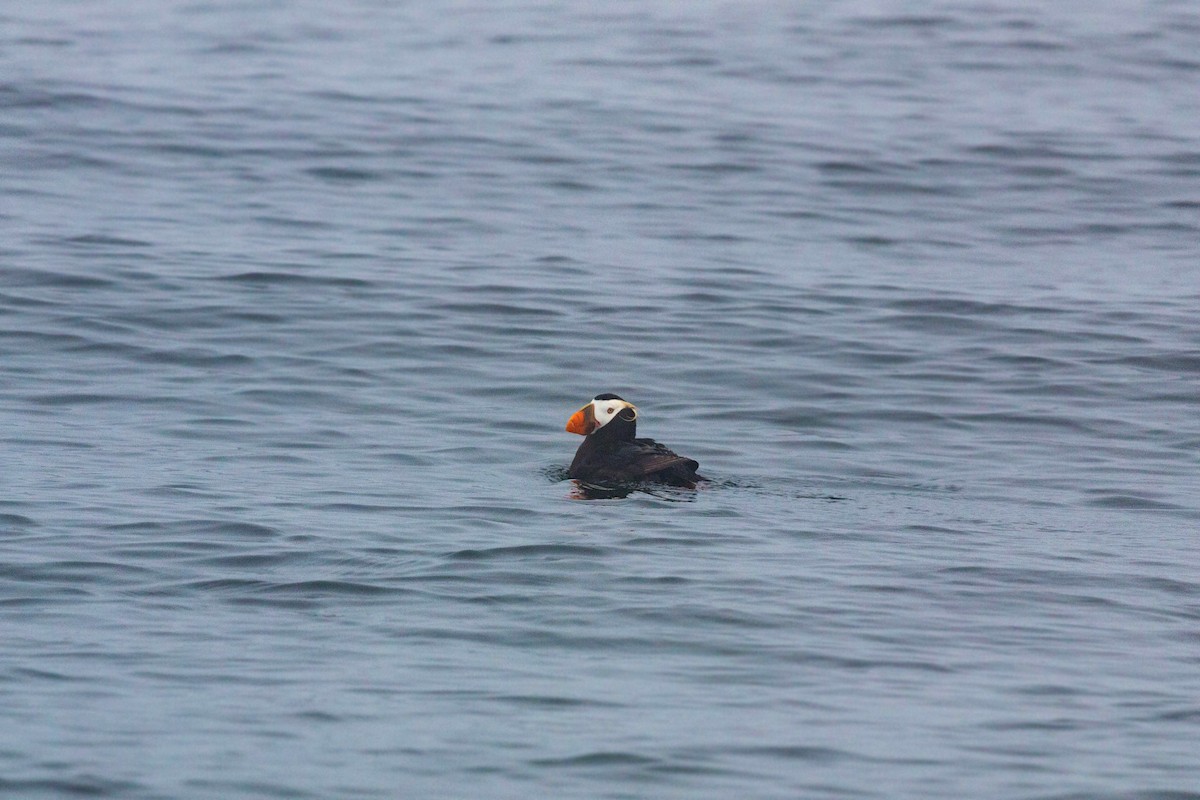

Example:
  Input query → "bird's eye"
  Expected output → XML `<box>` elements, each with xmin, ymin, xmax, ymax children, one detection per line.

<box><xmin>607</xmin><ymin>407</ymin><xmax>615</xmax><ymax>414</ymax></box>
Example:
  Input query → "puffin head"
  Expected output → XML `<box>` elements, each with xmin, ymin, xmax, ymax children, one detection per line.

<box><xmin>566</xmin><ymin>393</ymin><xmax>638</xmax><ymax>435</ymax></box>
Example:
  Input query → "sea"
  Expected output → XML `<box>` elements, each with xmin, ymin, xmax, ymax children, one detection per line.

<box><xmin>2</xmin><ymin>1</ymin><xmax>1199</xmax><ymax>798</ymax></box>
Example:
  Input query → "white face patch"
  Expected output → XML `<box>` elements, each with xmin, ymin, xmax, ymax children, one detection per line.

<box><xmin>590</xmin><ymin>398</ymin><xmax>636</xmax><ymax>430</ymax></box>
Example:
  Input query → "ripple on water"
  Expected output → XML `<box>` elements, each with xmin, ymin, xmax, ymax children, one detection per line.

<box><xmin>2</xmin><ymin>3</ymin><xmax>1200</xmax><ymax>799</ymax></box>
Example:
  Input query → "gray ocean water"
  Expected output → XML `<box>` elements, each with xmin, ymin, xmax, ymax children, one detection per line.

<box><xmin>3</xmin><ymin>1</ymin><xmax>1200</xmax><ymax>797</ymax></box>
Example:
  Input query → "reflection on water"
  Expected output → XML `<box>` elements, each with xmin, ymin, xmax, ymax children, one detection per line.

<box><xmin>567</xmin><ymin>481</ymin><xmax>704</xmax><ymax>502</ymax></box>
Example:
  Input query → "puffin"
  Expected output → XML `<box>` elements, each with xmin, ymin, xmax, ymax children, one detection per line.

<box><xmin>565</xmin><ymin>393</ymin><xmax>704</xmax><ymax>487</ymax></box>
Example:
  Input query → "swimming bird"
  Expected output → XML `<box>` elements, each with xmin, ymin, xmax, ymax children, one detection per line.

<box><xmin>565</xmin><ymin>393</ymin><xmax>704</xmax><ymax>487</ymax></box>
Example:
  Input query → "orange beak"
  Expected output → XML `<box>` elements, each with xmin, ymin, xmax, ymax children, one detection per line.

<box><xmin>566</xmin><ymin>404</ymin><xmax>596</xmax><ymax>435</ymax></box>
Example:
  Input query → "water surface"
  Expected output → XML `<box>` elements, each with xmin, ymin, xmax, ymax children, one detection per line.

<box><xmin>3</xmin><ymin>1</ymin><xmax>1200</xmax><ymax>798</ymax></box>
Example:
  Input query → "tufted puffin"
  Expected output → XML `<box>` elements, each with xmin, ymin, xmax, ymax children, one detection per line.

<box><xmin>565</xmin><ymin>394</ymin><xmax>704</xmax><ymax>487</ymax></box>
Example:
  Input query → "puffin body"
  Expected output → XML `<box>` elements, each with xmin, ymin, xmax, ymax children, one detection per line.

<box><xmin>565</xmin><ymin>394</ymin><xmax>704</xmax><ymax>487</ymax></box>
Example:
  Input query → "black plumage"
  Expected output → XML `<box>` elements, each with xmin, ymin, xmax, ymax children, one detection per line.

<box><xmin>566</xmin><ymin>394</ymin><xmax>703</xmax><ymax>487</ymax></box>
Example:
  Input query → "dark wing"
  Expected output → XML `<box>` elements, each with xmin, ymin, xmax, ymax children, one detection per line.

<box><xmin>613</xmin><ymin>438</ymin><xmax>700</xmax><ymax>481</ymax></box>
